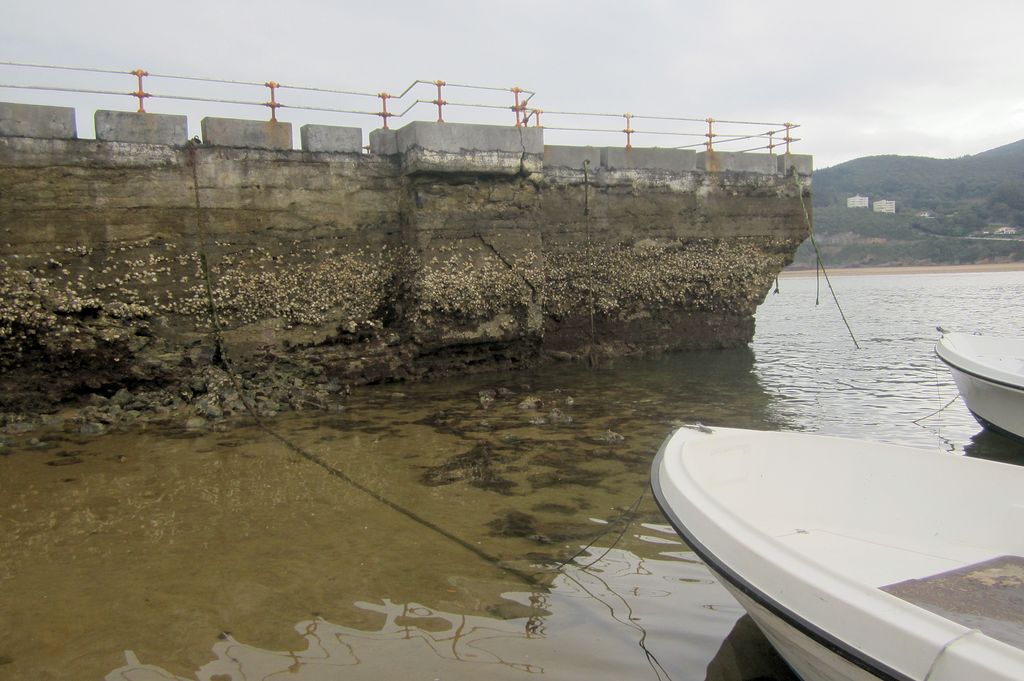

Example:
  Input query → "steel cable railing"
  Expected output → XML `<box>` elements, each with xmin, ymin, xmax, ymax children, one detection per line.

<box><xmin>0</xmin><ymin>61</ymin><xmax>799</xmax><ymax>153</ymax></box>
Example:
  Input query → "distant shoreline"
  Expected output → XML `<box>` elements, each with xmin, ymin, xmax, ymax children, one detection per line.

<box><xmin>781</xmin><ymin>263</ymin><xmax>1024</xmax><ymax>278</ymax></box>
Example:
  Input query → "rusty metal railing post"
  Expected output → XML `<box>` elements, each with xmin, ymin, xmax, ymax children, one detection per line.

<box><xmin>531</xmin><ymin>108</ymin><xmax>543</xmax><ymax>128</ymax></box>
<box><xmin>767</xmin><ymin>130</ymin><xmax>775</xmax><ymax>154</ymax></box>
<box><xmin>511</xmin><ymin>86</ymin><xmax>527</xmax><ymax>127</ymax></box>
<box><xmin>433</xmin><ymin>80</ymin><xmax>447</xmax><ymax>123</ymax></box>
<box><xmin>377</xmin><ymin>92</ymin><xmax>393</xmax><ymax>129</ymax></box>
<box><xmin>623</xmin><ymin>112</ymin><xmax>634</xmax><ymax>150</ymax></box>
<box><xmin>264</xmin><ymin>81</ymin><xmax>282</xmax><ymax>122</ymax></box>
<box><xmin>130</xmin><ymin>69</ymin><xmax>149</xmax><ymax>113</ymax></box>
<box><xmin>705</xmin><ymin>117</ymin><xmax>715</xmax><ymax>152</ymax></box>
<box><xmin>784</xmin><ymin>122</ymin><xmax>794</xmax><ymax>155</ymax></box>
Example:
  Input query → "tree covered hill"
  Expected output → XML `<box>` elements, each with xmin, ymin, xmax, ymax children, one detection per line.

<box><xmin>792</xmin><ymin>138</ymin><xmax>1024</xmax><ymax>268</ymax></box>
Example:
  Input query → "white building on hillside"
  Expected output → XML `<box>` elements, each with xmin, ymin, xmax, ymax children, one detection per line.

<box><xmin>847</xmin><ymin>195</ymin><xmax>869</xmax><ymax>208</ymax></box>
<box><xmin>873</xmin><ymin>200</ymin><xmax>896</xmax><ymax>214</ymax></box>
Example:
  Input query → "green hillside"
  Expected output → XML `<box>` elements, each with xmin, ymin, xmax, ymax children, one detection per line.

<box><xmin>793</xmin><ymin>139</ymin><xmax>1024</xmax><ymax>268</ymax></box>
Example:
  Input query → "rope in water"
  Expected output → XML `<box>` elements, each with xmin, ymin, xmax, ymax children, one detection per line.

<box><xmin>912</xmin><ymin>394</ymin><xmax>961</xmax><ymax>424</ymax></box>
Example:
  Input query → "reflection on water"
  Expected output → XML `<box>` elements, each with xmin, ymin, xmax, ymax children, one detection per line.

<box><xmin>962</xmin><ymin>428</ymin><xmax>1024</xmax><ymax>464</ymax></box>
<box><xmin>106</xmin><ymin>599</ymin><xmax>547</xmax><ymax>680</ymax></box>
<box><xmin>104</xmin><ymin>540</ymin><xmax>771</xmax><ymax>681</ymax></box>
<box><xmin>1</xmin><ymin>271</ymin><xmax>1022</xmax><ymax>681</ymax></box>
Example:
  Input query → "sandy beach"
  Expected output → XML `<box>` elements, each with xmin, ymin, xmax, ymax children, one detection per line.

<box><xmin>781</xmin><ymin>262</ymin><xmax>1024</xmax><ymax>278</ymax></box>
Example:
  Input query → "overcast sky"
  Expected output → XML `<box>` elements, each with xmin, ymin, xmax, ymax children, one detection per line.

<box><xmin>3</xmin><ymin>0</ymin><xmax>1023</xmax><ymax>168</ymax></box>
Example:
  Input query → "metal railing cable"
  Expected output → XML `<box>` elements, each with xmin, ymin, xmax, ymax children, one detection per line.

<box><xmin>0</xmin><ymin>60</ymin><xmax>797</xmax><ymax>152</ymax></box>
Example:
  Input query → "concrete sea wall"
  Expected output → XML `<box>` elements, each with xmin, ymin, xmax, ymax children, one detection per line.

<box><xmin>0</xmin><ymin>102</ymin><xmax>811</xmax><ymax>417</ymax></box>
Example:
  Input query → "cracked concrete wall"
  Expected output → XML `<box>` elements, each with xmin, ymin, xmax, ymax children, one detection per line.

<box><xmin>0</xmin><ymin>133</ymin><xmax>809</xmax><ymax>412</ymax></box>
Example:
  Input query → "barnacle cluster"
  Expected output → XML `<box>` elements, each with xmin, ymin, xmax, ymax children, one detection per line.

<box><xmin>543</xmin><ymin>237</ymin><xmax>789</xmax><ymax>318</ymax></box>
<box><xmin>0</xmin><ymin>236</ymin><xmax>410</xmax><ymax>369</ymax></box>
<box><xmin>0</xmin><ymin>239</ymin><xmax>192</xmax><ymax>367</ymax></box>
<box><xmin>0</xmin><ymin>261</ymin><xmax>103</xmax><ymax>367</ymax></box>
<box><xmin>413</xmin><ymin>247</ymin><xmax>533</xmax><ymax>321</ymax></box>
<box><xmin>0</xmin><ymin>229</ymin><xmax>793</xmax><ymax>372</ymax></box>
<box><xmin>207</xmin><ymin>244</ymin><xmax>399</xmax><ymax>329</ymax></box>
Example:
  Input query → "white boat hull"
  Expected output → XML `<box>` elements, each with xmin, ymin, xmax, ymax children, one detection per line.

<box><xmin>651</xmin><ymin>426</ymin><xmax>1024</xmax><ymax>681</ymax></box>
<box><xmin>945</xmin><ymin>361</ymin><xmax>1024</xmax><ymax>440</ymax></box>
<box><xmin>936</xmin><ymin>332</ymin><xmax>1024</xmax><ymax>441</ymax></box>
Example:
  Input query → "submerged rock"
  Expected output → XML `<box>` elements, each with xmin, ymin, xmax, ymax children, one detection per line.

<box><xmin>548</xmin><ymin>408</ymin><xmax>573</xmax><ymax>425</ymax></box>
<box><xmin>596</xmin><ymin>429</ymin><xmax>625</xmax><ymax>443</ymax></box>
<box><xmin>517</xmin><ymin>396</ymin><xmax>542</xmax><ymax>411</ymax></box>
<box><xmin>184</xmin><ymin>416</ymin><xmax>207</xmax><ymax>430</ymax></box>
<box><xmin>79</xmin><ymin>422</ymin><xmax>106</xmax><ymax>435</ymax></box>
<box><xmin>478</xmin><ymin>389</ymin><xmax>496</xmax><ymax>410</ymax></box>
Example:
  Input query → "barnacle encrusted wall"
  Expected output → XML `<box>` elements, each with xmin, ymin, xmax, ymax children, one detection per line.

<box><xmin>0</xmin><ymin>136</ymin><xmax>809</xmax><ymax>411</ymax></box>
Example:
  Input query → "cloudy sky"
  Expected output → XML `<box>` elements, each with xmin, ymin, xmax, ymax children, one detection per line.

<box><xmin>3</xmin><ymin>0</ymin><xmax>1023</xmax><ymax>168</ymax></box>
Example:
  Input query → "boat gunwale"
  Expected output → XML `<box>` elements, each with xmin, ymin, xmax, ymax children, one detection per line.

<box><xmin>935</xmin><ymin>333</ymin><xmax>1024</xmax><ymax>393</ymax></box>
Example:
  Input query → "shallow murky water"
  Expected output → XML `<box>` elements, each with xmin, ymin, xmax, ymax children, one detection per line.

<box><xmin>2</xmin><ymin>271</ymin><xmax>1022</xmax><ymax>680</ymax></box>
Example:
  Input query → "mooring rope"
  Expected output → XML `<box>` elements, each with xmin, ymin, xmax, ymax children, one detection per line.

<box><xmin>912</xmin><ymin>394</ymin><xmax>960</xmax><ymax>424</ymax></box>
<box><xmin>187</xmin><ymin>142</ymin><xmax>226</xmax><ymax>366</ymax></box>
<box><xmin>555</xmin><ymin>489</ymin><xmax>646</xmax><ymax>571</ymax></box>
<box><xmin>791</xmin><ymin>166</ymin><xmax>861</xmax><ymax>349</ymax></box>
<box><xmin>583</xmin><ymin>158</ymin><xmax>598</xmax><ymax>367</ymax></box>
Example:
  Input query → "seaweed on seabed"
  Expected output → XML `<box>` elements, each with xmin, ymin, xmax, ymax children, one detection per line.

<box><xmin>419</xmin><ymin>442</ymin><xmax>517</xmax><ymax>494</ymax></box>
<box><xmin>487</xmin><ymin>509</ymin><xmax>538</xmax><ymax>537</ymax></box>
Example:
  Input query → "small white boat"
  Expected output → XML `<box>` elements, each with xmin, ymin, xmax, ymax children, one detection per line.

<box><xmin>935</xmin><ymin>332</ymin><xmax>1024</xmax><ymax>441</ymax></box>
<box><xmin>651</xmin><ymin>426</ymin><xmax>1024</xmax><ymax>681</ymax></box>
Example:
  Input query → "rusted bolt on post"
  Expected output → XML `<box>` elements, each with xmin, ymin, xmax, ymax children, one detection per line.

<box><xmin>432</xmin><ymin>80</ymin><xmax>447</xmax><ymax>123</ymax></box>
<box><xmin>130</xmin><ymin>69</ymin><xmax>149</xmax><ymax>113</ymax></box>
<box><xmin>264</xmin><ymin>81</ymin><xmax>282</xmax><ymax>122</ymax></box>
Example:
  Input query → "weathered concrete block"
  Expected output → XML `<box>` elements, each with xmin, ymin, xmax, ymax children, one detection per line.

<box><xmin>698</xmin><ymin>151</ymin><xmax>777</xmax><ymax>174</ymax></box>
<box><xmin>601</xmin><ymin>147</ymin><xmax>697</xmax><ymax>172</ymax></box>
<box><xmin>544</xmin><ymin>145</ymin><xmax>601</xmax><ymax>170</ymax></box>
<box><xmin>201</xmin><ymin>117</ymin><xmax>292</xmax><ymax>150</ymax></box>
<box><xmin>369</xmin><ymin>128</ymin><xmax>399</xmax><ymax>155</ymax></box>
<box><xmin>0</xmin><ymin>101</ymin><xmax>77</xmax><ymax>139</ymax></box>
<box><xmin>395</xmin><ymin>121</ymin><xmax>543</xmax><ymax>175</ymax></box>
<box><xmin>397</xmin><ymin>121</ymin><xmax>543</xmax><ymax>154</ymax></box>
<box><xmin>778</xmin><ymin>153</ymin><xmax>813</xmax><ymax>176</ymax></box>
<box><xmin>95</xmin><ymin>110</ymin><xmax>188</xmax><ymax>146</ymax></box>
<box><xmin>300</xmin><ymin>124</ymin><xmax>362</xmax><ymax>153</ymax></box>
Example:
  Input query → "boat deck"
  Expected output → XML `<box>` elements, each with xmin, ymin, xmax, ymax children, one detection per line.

<box><xmin>777</xmin><ymin>527</ymin><xmax>996</xmax><ymax>587</ymax></box>
<box><xmin>882</xmin><ymin>555</ymin><xmax>1024</xmax><ymax>650</ymax></box>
